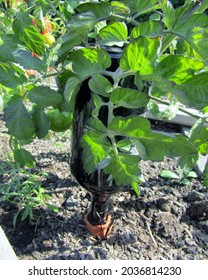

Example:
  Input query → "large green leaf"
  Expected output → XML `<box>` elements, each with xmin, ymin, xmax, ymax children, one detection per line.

<box><xmin>64</xmin><ymin>75</ymin><xmax>82</xmax><ymax>111</ymax></box>
<box><xmin>28</xmin><ymin>86</ymin><xmax>62</xmax><ymax>107</ymax></box>
<box><xmin>81</xmin><ymin>131</ymin><xmax>111</xmax><ymax>173</ymax></box>
<box><xmin>173</xmin><ymin>13</ymin><xmax>208</xmax><ymax>37</ymax></box>
<box><xmin>0</xmin><ymin>62</ymin><xmax>27</xmax><ymax>88</ymax></box>
<box><xmin>110</xmin><ymin>87</ymin><xmax>149</xmax><ymax>109</ymax></box>
<box><xmin>138</xmin><ymin>132</ymin><xmax>198</xmax><ymax>167</ymax></box>
<box><xmin>159</xmin><ymin>0</ymin><xmax>176</xmax><ymax>29</ymax></box>
<box><xmin>99</xmin><ymin>22</ymin><xmax>128</xmax><ymax>47</ymax></box>
<box><xmin>185</xmin><ymin>27</ymin><xmax>208</xmax><ymax>64</ymax></box>
<box><xmin>155</xmin><ymin>55</ymin><xmax>204</xmax><ymax>84</ymax></box>
<box><xmin>131</xmin><ymin>21</ymin><xmax>164</xmax><ymax>38</ymax></box>
<box><xmin>0</xmin><ymin>35</ymin><xmax>20</xmax><ymax>62</ymax></box>
<box><xmin>120</xmin><ymin>0</ymin><xmax>158</xmax><ymax>14</ymax></box>
<box><xmin>14</xmin><ymin>148</ymin><xmax>36</xmax><ymax>168</ymax></box>
<box><xmin>120</xmin><ymin>37</ymin><xmax>161</xmax><ymax>75</ymax></box>
<box><xmin>32</xmin><ymin>106</ymin><xmax>50</xmax><ymax>139</ymax></box>
<box><xmin>76</xmin><ymin>2</ymin><xmax>112</xmax><ymax>19</ymax></box>
<box><xmin>89</xmin><ymin>74</ymin><xmax>112</xmax><ymax>97</ymax></box>
<box><xmin>103</xmin><ymin>153</ymin><xmax>141</xmax><ymax>194</ymax></box>
<box><xmin>12</xmin><ymin>12</ymin><xmax>45</xmax><ymax>55</ymax></box>
<box><xmin>13</xmin><ymin>49</ymin><xmax>45</xmax><ymax>72</ymax></box>
<box><xmin>3</xmin><ymin>95</ymin><xmax>35</xmax><ymax>140</ymax></box>
<box><xmin>68</xmin><ymin>48</ymin><xmax>111</xmax><ymax>80</ymax></box>
<box><xmin>175</xmin><ymin>73</ymin><xmax>208</xmax><ymax>109</ymax></box>
<box><xmin>58</xmin><ymin>12</ymin><xmax>97</xmax><ymax>62</ymax></box>
<box><xmin>188</xmin><ymin>118</ymin><xmax>208</xmax><ymax>155</ymax></box>
<box><xmin>108</xmin><ymin>116</ymin><xmax>150</xmax><ymax>137</ymax></box>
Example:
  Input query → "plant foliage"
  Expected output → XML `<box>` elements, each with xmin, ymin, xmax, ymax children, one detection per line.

<box><xmin>0</xmin><ymin>0</ymin><xmax>207</xmax><ymax>195</ymax></box>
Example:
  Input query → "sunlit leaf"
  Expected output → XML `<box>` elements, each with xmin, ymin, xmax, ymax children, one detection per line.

<box><xmin>99</xmin><ymin>22</ymin><xmax>128</xmax><ymax>47</ymax></box>
<box><xmin>68</xmin><ymin>48</ymin><xmax>111</xmax><ymax>80</ymax></box>
<box><xmin>120</xmin><ymin>37</ymin><xmax>161</xmax><ymax>75</ymax></box>
<box><xmin>110</xmin><ymin>87</ymin><xmax>149</xmax><ymax>109</ymax></box>
<box><xmin>81</xmin><ymin>131</ymin><xmax>111</xmax><ymax>173</ymax></box>
<box><xmin>132</xmin><ymin>21</ymin><xmax>164</xmax><ymax>38</ymax></box>
<box><xmin>14</xmin><ymin>148</ymin><xmax>36</xmax><ymax>168</ymax></box>
<box><xmin>0</xmin><ymin>62</ymin><xmax>27</xmax><ymax>88</ymax></box>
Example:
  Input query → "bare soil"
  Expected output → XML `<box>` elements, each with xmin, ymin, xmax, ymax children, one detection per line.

<box><xmin>0</xmin><ymin>113</ymin><xmax>208</xmax><ymax>260</ymax></box>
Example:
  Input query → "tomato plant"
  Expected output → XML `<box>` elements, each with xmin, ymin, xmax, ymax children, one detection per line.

<box><xmin>0</xmin><ymin>0</ymin><xmax>207</xmax><ymax>194</ymax></box>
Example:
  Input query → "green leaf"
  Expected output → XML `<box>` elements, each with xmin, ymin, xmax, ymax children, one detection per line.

<box><xmin>89</xmin><ymin>74</ymin><xmax>112</xmax><ymax>97</ymax></box>
<box><xmin>0</xmin><ymin>34</ymin><xmax>20</xmax><ymax>62</ymax></box>
<box><xmin>111</xmin><ymin>1</ymin><xmax>130</xmax><ymax>14</ymax></box>
<box><xmin>14</xmin><ymin>148</ymin><xmax>36</xmax><ymax>168</ymax></box>
<box><xmin>103</xmin><ymin>153</ymin><xmax>141</xmax><ymax>194</ymax></box>
<box><xmin>81</xmin><ymin>131</ymin><xmax>111</xmax><ymax>173</ymax></box>
<box><xmin>120</xmin><ymin>0</ymin><xmax>158</xmax><ymax>14</ymax></box>
<box><xmin>47</xmin><ymin>109</ymin><xmax>72</xmax><ymax>132</ymax></box>
<box><xmin>68</xmin><ymin>48</ymin><xmax>111</xmax><ymax>80</ymax></box>
<box><xmin>28</xmin><ymin>86</ymin><xmax>62</xmax><ymax>107</ymax></box>
<box><xmin>189</xmin><ymin>118</ymin><xmax>208</xmax><ymax>155</ymax></box>
<box><xmin>3</xmin><ymin>95</ymin><xmax>35</xmax><ymax>140</ymax></box>
<box><xmin>147</xmin><ymin>101</ymin><xmax>179</xmax><ymax>120</ymax></box>
<box><xmin>120</xmin><ymin>37</ymin><xmax>161</xmax><ymax>75</ymax></box>
<box><xmin>173</xmin><ymin>13</ymin><xmax>208</xmax><ymax>37</ymax></box>
<box><xmin>0</xmin><ymin>62</ymin><xmax>27</xmax><ymax>88</ymax></box>
<box><xmin>155</xmin><ymin>55</ymin><xmax>204</xmax><ymax>84</ymax></box>
<box><xmin>58</xmin><ymin>12</ymin><xmax>97</xmax><ymax>61</ymax></box>
<box><xmin>159</xmin><ymin>0</ymin><xmax>176</xmax><ymax>29</ymax></box>
<box><xmin>176</xmin><ymin>73</ymin><xmax>208</xmax><ymax>110</ymax></box>
<box><xmin>87</xmin><ymin>116</ymin><xmax>107</xmax><ymax>133</ymax></box>
<box><xmin>110</xmin><ymin>87</ymin><xmax>149</xmax><ymax>109</ymax></box>
<box><xmin>13</xmin><ymin>49</ymin><xmax>45</xmax><ymax>72</ymax></box>
<box><xmin>64</xmin><ymin>75</ymin><xmax>82</xmax><ymax>111</ymax></box>
<box><xmin>186</xmin><ymin>27</ymin><xmax>208</xmax><ymax>64</ymax></box>
<box><xmin>92</xmin><ymin>94</ymin><xmax>105</xmax><ymax>118</ymax></box>
<box><xmin>12</xmin><ymin>12</ymin><xmax>45</xmax><ymax>55</ymax></box>
<box><xmin>138</xmin><ymin>132</ymin><xmax>198</xmax><ymax>171</ymax></box>
<box><xmin>32</xmin><ymin>106</ymin><xmax>50</xmax><ymax>139</ymax></box>
<box><xmin>108</xmin><ymin>116</ymin><xmax>151</xmax><ymax>137</ymax></box>
<box><xmin>99</xmin><ymin>22</ymin><xmax>128</xmax><ymax>47</ymax></box>
<box><xmin>132</xmin><ymin>21</ymin><xmax>164</xmax><ymax>38</ymax></box>
<box><xmin>77</xmin><ymin>2</ymin><xmax>112</xmax><ymax>19</ymax></box>
<box><xmin>160</xmin><ymin>170</ymin><xmax>179</xmax><ymax>179</ymax></box>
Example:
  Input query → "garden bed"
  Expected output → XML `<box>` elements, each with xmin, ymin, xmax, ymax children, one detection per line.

<box><xmin>0</xmin><ymin>113</ymin><xmax>207</xmax><ymax>260</ymax></box>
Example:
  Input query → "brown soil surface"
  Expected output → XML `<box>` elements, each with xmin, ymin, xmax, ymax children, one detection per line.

<box><xmin>0</xmin><ymin>113</ymin><xmax>207</xmax><ymax>260</ymax></box>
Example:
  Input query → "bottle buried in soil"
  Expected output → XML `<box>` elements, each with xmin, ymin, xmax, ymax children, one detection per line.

<box><xmin>70</xmin><ymin>50</ymin><xmax>146</xmax><ymax>237</ymax></box>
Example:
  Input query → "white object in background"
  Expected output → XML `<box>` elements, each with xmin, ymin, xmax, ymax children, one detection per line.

<box><xmin>0</xmin><ymin>226</ymin><xmax>18</xmax><ymax>260</ymax></box>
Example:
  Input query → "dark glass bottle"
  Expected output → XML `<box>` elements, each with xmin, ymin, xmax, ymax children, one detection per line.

<box><xmin>70</xmin><ymin>50</ymin><xmax>144</xmax><ymax>225</ymax></box>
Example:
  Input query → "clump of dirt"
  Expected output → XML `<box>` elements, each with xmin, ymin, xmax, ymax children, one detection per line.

<box><xmin>0</xmin><ymin>114</ymin><xmax>207</xmax><ymax>260</ymax></box>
